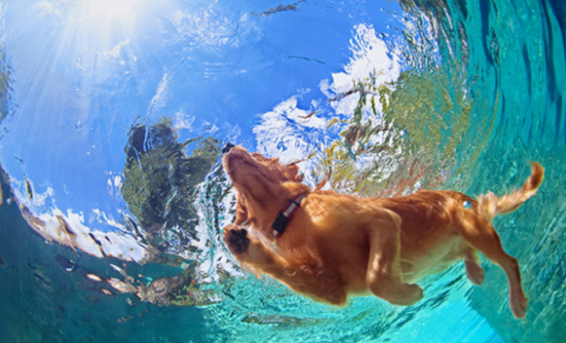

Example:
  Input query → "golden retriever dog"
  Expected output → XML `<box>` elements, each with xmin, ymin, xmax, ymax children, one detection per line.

<box><xmin>221</xmin><ymin>144</ymin><xmax>544</xmax><ymax>319</ymax></box>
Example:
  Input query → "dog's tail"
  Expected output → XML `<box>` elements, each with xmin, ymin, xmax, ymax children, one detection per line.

<box><xmin>477</xmin><ymin>162</ymin><xmax>544</xmax><ymax>221</ymax></box>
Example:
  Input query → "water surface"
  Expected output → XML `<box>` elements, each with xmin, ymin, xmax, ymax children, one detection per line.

<box><xmin>0</xmin><ymin>0</ymin><xmax>565</xmax><ymax>342</ymax></box>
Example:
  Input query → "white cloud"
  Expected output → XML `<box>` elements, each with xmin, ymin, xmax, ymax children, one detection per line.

<box><xmin>103</xmin><ymin>39</ymin><xmax>130</xmax><ymax>58</ymax></box>
<box><xmin>148</xmin><ymin>72</ymin><xmax>170</xmax><ymax>115</ymax></box>
<box><xmin>224</xmin><ymin>122</ymin><xmax>241</xmax><ymax>144</ymax></box>
<box><xmin>20</xmin><ymin>206</ymin><xmax>146</xmax><ymax>262</ymax></box>
<box><xmin>323</xmin><ymin>24</ymin><xmax>401</xmax><ymax>118</ymax></box>
<box><xmin>346</xmin><ymin>24</ymin><xmax>400</xmax><ymax>83</ymax></box>
<box><xmin>252</xmin><ymin>24</ymin><xmax>404</xmax><ymax>189</ymax></box>
<box><xmin>105</xmin><ymin>171</ymin><xmax>123</xmax><ymax>199</ymax></box>
<box><xmin>173</xmin><ymin>109</ymin><xmax>195</xmax><ymax>131</ymax></box>
<box><xmin>113</xmin><ymin>176</ymin><xmax>122</xmax><ymax>189</ymax></box>
<box><xmin>253</xmin><ymin>96</ymin><xmax>326</xmax><ymax>163</ymax></box>
<box><xmin>10</xmin><ymin>174</ymin><xmax>145</xmax><ymax>262</ymax></box>
<box><xmin>11</xmin><ymin>177</ymin><xmax>55</xmax><ymax>211</ymax></box>
<box><xmin>92</xmin><ymin>208</ymin><xmax>124</xmax><ymax>231</ymax></box>
<box><xmin>209</xmin><ymin>124</ymin><xmax>219</xmax><ymax>134</ymax></box>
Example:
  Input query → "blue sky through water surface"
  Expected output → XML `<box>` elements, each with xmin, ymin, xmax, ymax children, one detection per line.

<box><xmin>1</xmin><ymin>0</ymin><xmax>403</xmax><ymax>234</ymax></box>
<box><xmin>0</xmin><ymin>0</ymin><xmax>517</xmax><ymax>342</ymax></box>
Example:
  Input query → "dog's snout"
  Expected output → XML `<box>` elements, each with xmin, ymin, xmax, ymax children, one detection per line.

<box><xmin>223</xmin><ymin>142</ymin><xmax>235</xmax><ymax>154</ymax></box>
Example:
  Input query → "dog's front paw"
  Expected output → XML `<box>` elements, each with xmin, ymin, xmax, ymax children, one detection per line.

<box><xmin>223</xmin><ymin>226</ymin><xmax>250</xmax><ymax>255</ymax></box>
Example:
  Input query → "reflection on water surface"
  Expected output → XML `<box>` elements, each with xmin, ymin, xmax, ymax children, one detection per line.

<box><xmin>0</xmin><ymin>0</ymin><xmax>565</xmax><ymax>342</ymax></box>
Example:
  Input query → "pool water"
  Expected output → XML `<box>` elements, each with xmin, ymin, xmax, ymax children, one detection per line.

<box><xmin>0</xmin><ymin>0</ymin><xmax>565</xmax><ymax>342</ymax></box>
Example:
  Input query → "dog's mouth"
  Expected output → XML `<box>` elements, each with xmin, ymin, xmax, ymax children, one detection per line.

<box><xmin>222</xmin><ymin>144</ymin><xmax>302</xmax><ymax>186</ymax></box>
<box><xmin>222</xmin><ymin>146</ymin><xmax>274</xmax><ymax>183</ymax></box>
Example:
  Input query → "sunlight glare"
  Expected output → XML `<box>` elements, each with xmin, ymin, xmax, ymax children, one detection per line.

<box><xmin>86</xmin><ymin>0</ymin><xmax>142</xmax><ymax>21</ymax></box>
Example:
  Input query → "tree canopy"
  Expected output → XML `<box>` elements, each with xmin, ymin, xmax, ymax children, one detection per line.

<box><xmin>121</xmin><ymin>117</ymin><xmax>221</xmax><ymax>264</ymax></box>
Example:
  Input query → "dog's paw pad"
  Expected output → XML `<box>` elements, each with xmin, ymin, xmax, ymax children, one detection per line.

<box><xmin>225</xmin><ymin>228</ymin><xmax>250</xmax><ymax>254</ymax></box>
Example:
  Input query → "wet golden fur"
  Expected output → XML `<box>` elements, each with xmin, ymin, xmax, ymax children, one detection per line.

<box><xmin>222</xmin><ymin>145</ymin><xmax>544</xmax><ymax>318</ymax></box>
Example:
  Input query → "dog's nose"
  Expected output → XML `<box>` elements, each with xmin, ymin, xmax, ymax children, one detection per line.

<box><xmin>222</xmin><ymin>142</ymin><xmax>235</xmax><ymax>154</ymax></box>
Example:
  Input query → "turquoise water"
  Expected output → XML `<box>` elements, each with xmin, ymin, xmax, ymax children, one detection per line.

<box><xmin>0</xmin><ymin>0</ymin><xmax>565</xmax><ymax>342</ymax></box>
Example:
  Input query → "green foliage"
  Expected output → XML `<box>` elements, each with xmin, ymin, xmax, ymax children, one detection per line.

<box><xmin>121</xmin><ymin>117</ymin><xmax>221</xmax><ymax>261</ymax></box>
<box><xmin>315</xmin><ymin>63</ymin><xmax>472</xmax><ymax>197</ymax></box>
<box><xmin>308</xmin><ymin>0</ymin><xmax>477</xmax><ymax>197</ymax></box>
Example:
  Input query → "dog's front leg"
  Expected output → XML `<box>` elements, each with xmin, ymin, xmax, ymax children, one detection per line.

<box><xmin>223</xmin><ymin>225</ymin><xmax>347</xmax><ymax>305</ymax></box>
<box><xmin>366</xmin><ymin>209</ymin><xmax>423</xmax><ymax>306</ymax></box>
<box><xmin>223</xmin><ymin>225</ymin><xmax>270</xmax><ymax>266</ymax></box>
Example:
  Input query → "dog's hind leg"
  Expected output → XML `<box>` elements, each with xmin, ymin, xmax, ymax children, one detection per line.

<box><xmin>464</xmin><ymin>250</ymin><xmax>485</xmax><ymax>285</ymax></box>
<box><xmin>459</xmin><ymin>219</ymin><xmax>527</xmax><ymax>318</ymax></box>
<box><xmin>457</xmin><ymin>162</ymin><xmax>543</xmax><ymax>318</ymax></box>
<box><xmin>366</xmin><ymin>209</ymin><xmax>423</xmax><ymax>306</ymax></box>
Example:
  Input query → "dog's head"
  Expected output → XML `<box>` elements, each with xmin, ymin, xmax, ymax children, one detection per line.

<box><xmin>222</xmin><ymin>144</ymin><xmax>303</xmax><ymax>196</ymax></box>
<box><xmin>222</xmin><ymin>144</ymin><xmax>309</xmax><ymax>228</ymax></box>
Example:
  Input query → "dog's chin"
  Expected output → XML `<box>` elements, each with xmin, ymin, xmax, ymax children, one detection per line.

<box><xmin>223</xmin><ymin>145</ymin><xmax>253</xmax><ymax>165</ymax></box>
<box><xmin>224</xmin><ymin>155</ymin><xmax>255</xmax><ymax>182</ymax></box>
<box><xmin>223</xmin><ymin>149</ymin><xmax>249</xmax><ymax>176</ymax></box>
<box><xmin>223</xmin><ymin>147</ymin><xmax>275</xmax><ymax>185</ymax></box>
<box><xmin>233</xmin><ymin>163</ymin><xmax>271</xmax><ymax>192</ymax></box>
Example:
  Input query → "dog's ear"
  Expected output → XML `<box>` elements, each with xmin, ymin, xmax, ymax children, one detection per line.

<box><xmin>251</xmin><ymin>152</ymin><xmax>269</xmax><ymax>162</ymax></box>
<box><xmin>284</xmin><ymin>164</ymin><xmax>303</xmax><ymax>182</ymax></box>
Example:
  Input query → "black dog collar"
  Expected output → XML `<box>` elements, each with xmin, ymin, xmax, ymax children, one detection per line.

<box><xmin>271</xmin><ymin>194</ymin><xmax>306</xmax><ymax>239</ymax></box>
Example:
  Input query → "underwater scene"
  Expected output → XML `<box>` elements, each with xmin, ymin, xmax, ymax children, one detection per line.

<box><xmin>0</xmin><ymin>0</ymin><xmax>565</xmax><ymax>342</ymax></box>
